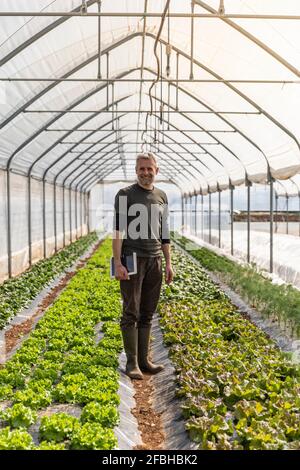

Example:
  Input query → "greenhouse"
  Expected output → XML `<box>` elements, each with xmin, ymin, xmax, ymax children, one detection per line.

<box><xmin>0</xmin><ymin>0</ymin><xmax>300</xmax><ymax>455</ymax></box>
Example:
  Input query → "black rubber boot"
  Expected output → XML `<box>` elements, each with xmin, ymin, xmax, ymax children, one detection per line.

<box><xmin>138</xmin><ymin>327</ymin><xmax>164</xmax><ymax>374</ymax></box>
<box><xmin>121</xmin><ymin>327</ymin><xmax>143</xmax><ymax>380</ymax></box>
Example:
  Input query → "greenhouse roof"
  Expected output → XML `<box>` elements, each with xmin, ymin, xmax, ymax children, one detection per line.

<box><xmin>1</xmin><ymin>0</ymin><xmax>300</xmax><ymax>195</ymax></box>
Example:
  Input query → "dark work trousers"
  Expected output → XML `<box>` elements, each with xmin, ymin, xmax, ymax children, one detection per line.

<box><xmin>120</xmin><ymin>256</ymin><xmax>163</xmax><ymax>329</ymax></box>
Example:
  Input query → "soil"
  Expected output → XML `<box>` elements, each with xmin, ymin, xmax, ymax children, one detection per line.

<box><xmin>132</xmin><ymin>373</ymin><xmax>165</xmax><ymax>450</ymax></box>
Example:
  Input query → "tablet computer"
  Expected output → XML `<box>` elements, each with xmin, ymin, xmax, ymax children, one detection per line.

<box><xmin>110</xmin><ymin>252</ymin><xmax>137</xmax><ymax>279</ymax></box>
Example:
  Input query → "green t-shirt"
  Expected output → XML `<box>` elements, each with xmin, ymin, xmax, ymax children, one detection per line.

<box><xmin>114</xmin><ymin>182</ymin><xmax>170</xmax><ymax>257</ymax></box>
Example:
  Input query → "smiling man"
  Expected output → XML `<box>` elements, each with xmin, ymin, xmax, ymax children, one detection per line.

<box><xmin>112</xmin><ymin>152</ymin><xmax>174</xmax><ymax>380</ymax></box>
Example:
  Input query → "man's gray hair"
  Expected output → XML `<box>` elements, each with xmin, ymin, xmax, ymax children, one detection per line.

<box><xmin>135</xmin><ymin>152</ymin><xmax>158</xmax><ymax>168</ymax></box>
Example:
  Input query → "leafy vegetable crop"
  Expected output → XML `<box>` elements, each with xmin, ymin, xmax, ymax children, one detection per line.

<box><xmin>159</xmin><ymin>244</ymin><xmax>300</xmax><ymax>450</ymax></box>
<box><xmin>0</xmin><ymin>238</ymin><xmax>121</xmax><ymax>450</ymax></box>
<box><xmin>0</xmin><ymin>232</ymin><xmax>98</xmax><ymax>329</ymax></box>
<box><xmin>173</xmin><ymin>233</ymin><xmax>300</xmax><ymax>337</ymax></box>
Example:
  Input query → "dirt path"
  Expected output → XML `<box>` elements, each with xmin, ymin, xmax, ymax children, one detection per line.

<box><xmin>132</xmin><ymin>373</ymin><xmax>165</xmax><ymax>450</ymax></box>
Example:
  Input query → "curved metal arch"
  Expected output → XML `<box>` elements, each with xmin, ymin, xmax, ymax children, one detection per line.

<box><xmin>24</xmin><ymin>65</ymin><xmax>253</xmax><ymax>194</ymax></box>
<box><xmin>78</xmin><ymin>147</ymin><xmax>201</xmax><ymax>196</ymax></box>
<box><xmin>54</xmin><ymin>129</ymin><xmax>130</xmax><ymax>189</ymax></box>
<box><xmin>53</xmin><ymin>146</ymin><xmax>122</xmax><ymax>253</ymax></box>
<box><xmin>74</xmin><ymin>147</ymin><xmax>123</xmax><ymax>190</ymax></box>
<box><xmin>81</xmin><ymin>160</ymin><xmax>179</xmax><ymax>194</ymax></box>
<box><xmin>5</xmin><ymin>30</ymin><xmax>299</xmax><ymax>177</ymax></box>
<box><xmin>41</xmin><ymin>112</ymin><xmax>128</xmax><ymax>185</ymax></box>
<box><xmin>145</xmin><ymin>131</ymin><xmax>212</xmax><ymax>184</ymax></box>
<box><xmin>150</xmin><ymin>32</ymin><xmax>300</xmax><ymax>159</ymax></box>
<box><xmin>1</xmin><ymin>31</ymin><xmax>142</xmax><ymax>135</ymax></box>
<box><xmin>10</xmin><ymin>69</ymin><xmax>139</xmax><ymax>171</ymax></box>
<box><xmin>65</xmin><ymin>142</ymin><xmax>127</xmax><ymax>189</ymax></box>
<box><xmin>73</xmin><ymin>151</ymin><xmax>191</xmax><ymax>195</ymax></box>
<box><xmin>72</xmin><ymin>126</ymin><xmax>201</xmax><ymax>196</ymax></box>
<box><xmin>145</xmin><ymin>67</ymin><xmax>250</xmax><ymax>180</ymax></box>
<box><xmin>4</xmin><ymin>0</ymin><xmax>297</xmax><ymax>81</ymax></box>
<box><xmin>52</xmin><ymin>128</ymin><xmax>127</xmax><ymax>185</ymax></box>
<box><xmin>71</xmin><ymin>126</ymin><xmax>191</xmax><ymax>192</ymax></box>
<box><xmin>36</xmin><ymin>93</ymin><xmax>211</xmax><ymax>190</ymax></box>
<box><xmin>81</xmin><ymin>159</ymin><xmax>176</xmax><ymax>191</ymax></box>
<box><xmin>0</xmin><ymin>0</ymin><xmax>99</xmax><ymax>67</ymax></box>
<box><xmin>148</xmin><ymin>147</ymin><xmax>205</xmax><ymax>190</ymax></box>
<box><xmin>8</xmin><ymin>61</ymin><xmax>212</xmax><ymax>177</ymax></box>
<box><xmin>150</xmin><ymin>106</ymin><xmax>235</xmax><ymax>185</ymax></box>
<box><xmin>44</xmin><ymin>88</ymin><xmax>230</xmax><ymax>192</ymax></box>
<box><xmin>194</xmin><ymin>0</ymin><xmax>300</xmax><ymax>79</ymax></box>
<box><xmin>150</xmin><ymin>119</ymin><xmax>230</xmax><ymax>180</ymax></box>
<box><xmin>162</xmin><ymin>73</ymin><xmax>266</xmax><ymax>174</ymax></box>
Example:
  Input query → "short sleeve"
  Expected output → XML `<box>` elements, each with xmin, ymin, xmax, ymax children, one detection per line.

<box><xmin>161</xmin><ymin>193</ymin><xmax>170</xmax><ymax>244</ymax></box>
<box><xmin>113</xmin><ymin>189</ymin><xmax>127</xmax><ymax>233</ymax></box>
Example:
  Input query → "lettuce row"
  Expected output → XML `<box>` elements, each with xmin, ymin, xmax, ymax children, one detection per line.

<box><xmin>159</xmin><ymin>246</ymin><xmax>300</xmax><ymax>450</ymax></box>
<box><xmin>0</xmin><ymin>238</ymin><xmax>122</xmax><ymax>450</ymax></box>
<box><xmin>0</xmin><ymin>232</ymin><xmax>98</xmax><ymax>329</ymax></box>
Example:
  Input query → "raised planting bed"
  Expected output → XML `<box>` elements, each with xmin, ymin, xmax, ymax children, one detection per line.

<box><xmin>0</xmin><ymin>238</ymin><xmax>122</xmax><ymax>450</ymax></box>
<box><xmin>159</xmin><ymin>246</ymin><xmax>300</xmax><ymax>450</ymax></box>
<box><xmin>173</xmin><ymin>233</ymin><xmax>300</xmax><ymax>338</ymax></box>
<box><xmin>0</xmin><ymin>232</ymin><xmax>98</xmax><ymax>330</ymax></box>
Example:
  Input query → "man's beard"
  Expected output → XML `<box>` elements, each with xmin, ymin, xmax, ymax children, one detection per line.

<box><xmin>138</xmin><ymin>175</ymin><xmax>153</xmax><ymax>185</ymax></box>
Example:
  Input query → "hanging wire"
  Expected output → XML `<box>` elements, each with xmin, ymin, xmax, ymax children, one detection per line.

<box><xmin>143</xmin><ymin>0</ymin><xmax>170</xmax><ymax>143</ymax></box>
<box><xmin>166</xmin><ymin>3</ymin><xmax>172</xmax><ymax>77</ymax></box>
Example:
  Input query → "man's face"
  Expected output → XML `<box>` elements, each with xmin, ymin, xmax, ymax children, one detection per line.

<box><xmin>136</xmin><ymin>158</ymin><xmax>159</xmax><ymax>186</ymax></box>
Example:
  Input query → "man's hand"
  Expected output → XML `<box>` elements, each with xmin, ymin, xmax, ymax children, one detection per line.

<box><xmin>115</xmin><ymin>263</ymin><xmax>129</xmax><ymax>281</ymax></box>
<box><xmin>165</xmin><ymin>263</ymin><xmax>174</xmax><ymax>285</ymax></box>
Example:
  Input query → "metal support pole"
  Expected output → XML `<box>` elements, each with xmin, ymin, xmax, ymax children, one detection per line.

<box><xmin>269</xmin><ymin>177</ymin><xmax>274</xmax><ymax>273</ymax></box>
<box><xmin>62</xmin><ymin>186</ymin><xmax>66</xmax><ymax>247</ymax></box>
<box><xmin>246</xmin><ymin>180</ymin><xmax>252</xmax><ymax>263</ymax></box>
<box><xmin>286</xmin><ymin>195</ymin><xmax>289</xmax><ymax>235</ymax></box>
<box><xmin>80</xmin><ymin>191</ymin><xmax>83</xmax><ymax>237</ymax></box>
<box><xmin>82</xmin><ymin>192</ymin><xmax>85</xmax><ymax>235</ymax></box>
<box><xmin>42</xmin><ymin>179</ymin><xmax>46</xmax><ymax>259</ymax></box>
<box><xmin>54</xmin><ymin>182</ymin><xmax>57</xmax><ymax>252</ymax></box>
<box><xmin>6</xmin><ymin>170</ymin><xmax>12</xmax><ymax>278</ymax></box>
<box><xmin>190</xmin><ymin>195</ymin><xmax>193</xmax><ymax>233</ymax></box>
<box><xmin>275</xmin><ymin>194</ymin><xmax>278</xmax><ymax>233</ymax></box>
<box><xmin>184</xmin><ymin>196</ymin><xmax>186</xmax><ymax>232</ymax></box>
<box><xmin>69</xmin><ymin>187</ymin><xmax>72</xmax><ymax>244</ymax></box>
<box><xmin>194</xmin><ymin>194</ymin><xmax>197</xmax><ymax>235</ymax></box>
<box><xmin>230</xmin><ymin>184</ymin><xmax>234</xmax><ymax>256</ymax></box>
<box><xmin>181</xmin><ymin>194</ymin><xmax>184</xmax><ymax>231</ymax></box>
<box><xmin>208</xmin><ymin>192</ymin><xmax>212</xmax><ymax>244</ymax></box>
<box><xmin>218</xmin><ymin>189</ymin><xmax>221</xmax><ymax>248</ymax></box>
<box><xmin>201</xmin><ymin>193</ymin><xmax>204</xmax><ymax>240</ymax></box>
<box><xmin>87</xmin><ymin>192</ymin><xmax>90</xmax><ymax>233</ymax></box>
<box><xmin>28</xmin><ymin>176</ymin><xmax>32</xmax><ymax>266</ymax></box>
<box><xmin>189</xmin><ymin>195</ymin><xmax>192</xmax><ymax>233</ymax></box>
<box><xmin>299</xmin><ymin>192</ymin><xmax>300</xmax><ymax>237</ymax></box>
<box><xmin>75</xmin><ymin>190</ymin><xmax>78</xmax><ymax>240</ymax></box>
